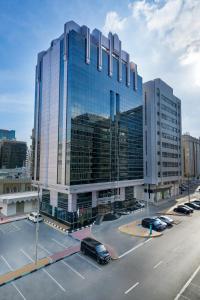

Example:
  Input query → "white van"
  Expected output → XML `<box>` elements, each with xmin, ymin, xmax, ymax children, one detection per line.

<box><xmin>28</xmin><ymin>212</ymin><xmax>43</xmax><ymax>223</ymax></box>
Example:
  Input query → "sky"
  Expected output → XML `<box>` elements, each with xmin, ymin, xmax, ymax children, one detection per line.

<box><xmin>0</xmin><ymin>0</ymin><xmax>199</xmax><ymax>145</ymax></box>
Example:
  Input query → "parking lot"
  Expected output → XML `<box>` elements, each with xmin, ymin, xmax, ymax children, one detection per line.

<box><xmin>1</xmin><ymin>190</ymin><xmax>200</xmax><ymax>300</ymax></box>
<box><xmin>0</xmin><ymin>219</ymin><xmax>106</xmax><ymax>300</ymax></box>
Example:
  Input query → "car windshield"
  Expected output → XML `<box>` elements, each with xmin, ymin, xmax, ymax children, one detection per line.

<box><xmin>154</xmin><ymin>220</ymin><xmax>161</xmax><ymax>225</ymax></box>
<box><xmin>96</xmin><ymin>245</ymin><xmax>107</xmax><ymax>253</ymax></box>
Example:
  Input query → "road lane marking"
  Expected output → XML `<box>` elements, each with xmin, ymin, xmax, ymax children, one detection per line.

<box><xmin>119</xmin><ymin>243</ymin><xmax>143</xmax><ymax>259</ymax></box>
<box><xmin>153</xmin><ymin>260</ymin><xmax>163</xmax><ymax>269</ymax></box>
<box><xmin>125</xmin><ymin>282</ymin><xmax>139</xmax><ymax>295</ymax></box>
<box><xmin>1</xmin><ymin>255</ymin><xmax>26</xmax><ymax>300</ymax></box>
<box><xmin>144</xmin><ymin>238</ymin><xmax>152</xmax><ymax>244</ymax></box>
<box><xmin>62</xmin><ymin>260</ymin><xmax>85</xmax><ymax>279</ymax></box>
<box><xmin>119</xmin><ymin>238</ymin><xmax>153</xmax><ymax>259</ymax></box>
<box><xmin>174</xmin><ymin>263</ymin><xmax>200</xmax><ymax>300</ymax></box>
<box><xmin>76</xmin><ymin>253</ymin><xmax>102</xmax><ymax>271</ymax></box>
<box><xmin>52</xmin><ymin>238</ymin><xmax>68</xmax><ymax>248</ymax></box>
<box><xmin>20</xmin><ymin>248</ymin><xmax>66</xmax><ymax>292</ymax></box>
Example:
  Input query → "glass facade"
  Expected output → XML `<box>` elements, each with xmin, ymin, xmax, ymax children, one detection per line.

<box><xmin>67</xmin><ymin>30</ymin><xmax>143</xmax><ymax>185</ymax></box>
<box><xmin>0</xmin><ymin>140</ymin><xmax>27</xmax><ymax>169</ymax></box>
<box><xmin>57</xmin><ymin>39</ymin><xmax>65</xmax><ymax>184</ymax></box>
<box><xmin>0</xmin><ymin>129</ymin><xmax>15</xmax><ymax>141</ymax></box>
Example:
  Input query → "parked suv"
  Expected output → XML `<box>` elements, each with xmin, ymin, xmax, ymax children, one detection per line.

<box><xmin>81</xmin><ymin>237</ymin><xmax>111</xmax><ymax>264</ymax></box>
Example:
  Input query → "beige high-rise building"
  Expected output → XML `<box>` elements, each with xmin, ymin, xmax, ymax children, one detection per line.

<box><xmin>182</xmin><ymin>134</ymin><xmax>200</xmax><ymax>178</ymax></box>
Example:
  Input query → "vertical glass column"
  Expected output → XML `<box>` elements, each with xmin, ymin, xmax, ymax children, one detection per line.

<box><xmin>57</xmin><ymin>39</ymin><xmax>64</xmax><ymax>184</ymax></box>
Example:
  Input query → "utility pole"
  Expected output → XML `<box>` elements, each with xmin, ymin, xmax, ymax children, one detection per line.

<box><xmin>35</xmin><ymin>183</ymin><xmax>40</xmax><ymax>265</ymax></box>
<box><xmin>188</xmin><ymin>174</ymin><xmax>190</xmax><ymax>203</ymax></box>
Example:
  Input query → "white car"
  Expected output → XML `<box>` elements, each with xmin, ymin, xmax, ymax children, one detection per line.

<box><xmin>28</xmin><ymin>212</ymin><xmax>43</xmax><ymax>223</ymax></box>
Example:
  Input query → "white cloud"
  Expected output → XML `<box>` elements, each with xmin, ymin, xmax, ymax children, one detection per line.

<box><xmin>103</xmin><ymin>11</ymin><xmax>127</xmax><ymax>35</ymax></box>
<box><xmin>130</xmin><ymin>0</ymin><xmax>200</xmax><ymax>65</ymax></box>
<box><xmin>102</xmin><ymin>0</ymin><xmax>200</xmax><ymax>137</ymax></box>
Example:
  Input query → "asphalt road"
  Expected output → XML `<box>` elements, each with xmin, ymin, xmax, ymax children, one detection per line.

<box><xmin>1</xmin><ymin>198</ymin><xmax>200</xmax><ymax>299</ymax></box>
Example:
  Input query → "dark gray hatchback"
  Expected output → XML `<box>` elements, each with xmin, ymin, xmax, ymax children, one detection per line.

<box><xmin>81</xmin><ymin>237</ymin><xmax>111</xmax><ymax>264</ymax></box>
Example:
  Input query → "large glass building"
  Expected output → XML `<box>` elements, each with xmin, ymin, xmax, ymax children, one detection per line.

<box><xmin>33</xmin><ymin>21</ymin><xmax>144</xmax><ymax>227</ymax></box>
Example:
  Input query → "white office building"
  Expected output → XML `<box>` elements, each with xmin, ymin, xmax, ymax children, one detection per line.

<box><xmin>144</xmin><ymin>78</ymin><xmax>182</xmax><ymax>203</ymax></box>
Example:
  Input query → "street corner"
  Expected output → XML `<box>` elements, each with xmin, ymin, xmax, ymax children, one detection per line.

<box><xmin>118</xmin><ymin>220</ymin><xmax>163</xmax><ymax>238</ymax></box>
<box><xmin>70</xmin><ymin>226</ymin><xmax>93</xmax><ymax>241</ymax></box>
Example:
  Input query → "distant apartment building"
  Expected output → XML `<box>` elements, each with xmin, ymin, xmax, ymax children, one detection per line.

<box><xmin>0</xmin><ymin>140</ymin><xmax>27</xmax><ymax>169</ymax></box>
<box><xmin>0</xmin><ymin>168</ymin><xmax>37</xmax><ymax>216</ymax></box>
<box><xmin>144</xmin><ymin>78</ymin><xmax>182</xmax><ymax>203</ymax></box>
<box><xmin>0</xmin><ymin>129</ymin><xmax>15</xmax><ymax>140</ymax></box>
<box><xmin>33</xmin><ymin>21</ymin><xmax>144</xmax><ymax>227</ymax></box>
<box><xmin>182</xmin><ymin>134</ymin><xmax>200</xmax><ymax>178</ymax></box>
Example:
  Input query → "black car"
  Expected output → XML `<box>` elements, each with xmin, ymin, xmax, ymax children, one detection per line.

<box><xmin>141</xmin><ymin>217</ymin><xmax>167</xmax><ymax>231</ymax></box>
<box><xmin>179</xmin><ymin>204</ymin><xmax>193</xmax><ymax>213</ymax></box>
<box><xmin>184</xmin><ymin>202</ymin><xmax>200</xmax><ymax>210</ymax></box>
<box><xmin>81</xmin><ymin>237</ymin><xmax>111</xmax><ymax>264</ymax></box>
<box><xmin>157</xmin><ymin>216</ymin><xmax>173</xmax><ymax>227</ymax></box>
<box><xmin>173</xmin><ymin>206</ymin><xmax>191</xmax><ymax>215</ymax></box>
<box><xmin>192</xmin><ymin>200</ymin><xmax>200</xmax><ymax>206</ymax></box>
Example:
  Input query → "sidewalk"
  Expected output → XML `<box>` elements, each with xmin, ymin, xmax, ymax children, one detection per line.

<box><xmin>42</xmin><ymin>215</ymin><xmax>70</xmax><ymax>232</ymax></box>
<box><xmin>0</xmin><ymin>244</ymin><xmax>80</xmax><ymax>286</ymax></box>
<box><xmin>0</xmin><ymin>214</ymin><xmax>28</xmax><ymax>224</ymax></box>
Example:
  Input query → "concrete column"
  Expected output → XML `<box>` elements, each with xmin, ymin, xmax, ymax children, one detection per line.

<box><xmin>92</xmin><ymin>191</ymin><xmax>97</xmax><ymax>207</ymax></box>
<box><xmin>120</xmin><ymin>187</ymin><xmax>125</xmax><ymax>201</ymax></box>
<box><xmin>50</xmin><ymin>190</ymin><xmax>58</xmax><ymax>207</ymax></box>
<box><xmin>68</xmin><ymin>193</ymin><xmax>77</xmax><ymax>212</ymax></box>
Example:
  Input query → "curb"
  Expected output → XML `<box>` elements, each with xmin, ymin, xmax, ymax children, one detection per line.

<box><xmin>0</xmin><ymin>248</ymin><xmax>80</xmax><ymax>287</ymax></box>
<box><xmin>44</xmin><ymin>219</ymin><xmax>69</xmax><ymax>234</ymax></box>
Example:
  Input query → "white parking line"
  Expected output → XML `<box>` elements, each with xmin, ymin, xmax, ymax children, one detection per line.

<box><xmin>125</xmin><ymin>282</ymin><xmax>139</xmax><ymax>295</ymax></box>
<box><xmin>43</xmin><ymin>269</ymin><xmax>66</xmax><ymax>292</ymax></box>
<box><xmin>12</xmin><ymin>283</ymin><xmax>27</xmax><ymax>300</ymax></box>
<box><xmin>20</xmin><ymin>249</ymin><xmax>66</xmax><ymax>293</ymax></box>
<box><xmin>38</xmin><ymin>243</ymin><xmax>52</xmax><ymax>255</ymax></box>
<box><xmin>76</xmin><ymin>253</ymin><xmax>102</xmax><ymax>271</ymax></box>
<box><xmin>1</xmin><ymin>255</ymin><xmax>13</xmax><ymax>270</ymax></box>
<box><xmin>12</xmin><ymin>223</ymin><xmax>20</xmax><ymax>230</ymax></box>
<box><xmin>174</xmin><ymin>262</ymin><xmax>200</xmax><ymax>300</ymax></box>
<box><xmin>0</xmin><ymin>255</ymin><xmax>26</xmax><ymax>300</ymax></box>
<box><xmin>153</xmin><ymin>260</ymin><xmax>163</xmax><ymax>269</ymax></box>
<box><xmin>51</xmin><ymin>238</ymin><xmax>68</xmax><ymax>248</ymax></box>
<box><xmin>62</xmin><ymin>260</ymin><xmax>85</xmax><ymax>279</ymax></box>
<box><xmin>38</xmin><ymin>243</ymin><xmax>85</xmax><ymax>279</ymax></box>
<box><xmin>24</xmin><ymin>220</ymin><xmax>34</xmax><ymax>226</ymax></box>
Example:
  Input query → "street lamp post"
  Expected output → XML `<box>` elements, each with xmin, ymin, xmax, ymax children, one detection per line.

<box><xmin>187</xmin><ymin>175</ymin><xmax>190</xmax><ymax>203</ymax></box>
<box><xmin>35</xmin><ymin>184</ymin><xmax>40</xmax><ymax>265</ymax></box>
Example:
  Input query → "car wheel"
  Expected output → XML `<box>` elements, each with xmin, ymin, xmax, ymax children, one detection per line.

<box><xmin>82</xmin><ymin>248</ymin><xmax>86</xmax><ymax>255</ymax></box>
